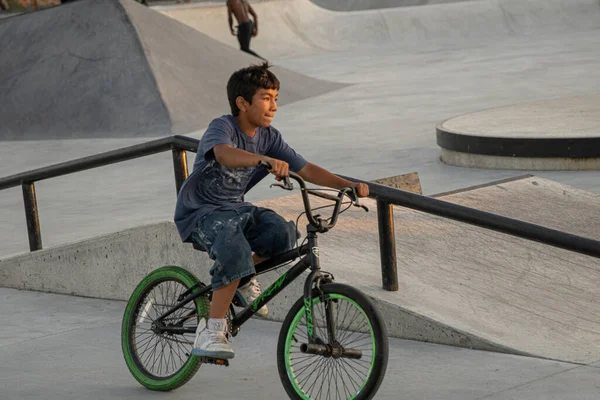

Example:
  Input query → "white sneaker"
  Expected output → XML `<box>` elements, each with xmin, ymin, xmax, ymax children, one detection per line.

<box><xmin>192</xmin><ymin>318</ymin><xmax>234</xmax><ymax>359</ymax></box>
<box><xmin>238</xmin><ymin>278</ymin><xmax>269</xmax><ymax>318</ymax></box>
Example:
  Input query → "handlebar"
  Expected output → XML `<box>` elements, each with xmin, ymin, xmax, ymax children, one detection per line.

<box><xmin>258</xmin><ymin>160</ymin><xmax>367</xmax><ymax>232</ymax></box>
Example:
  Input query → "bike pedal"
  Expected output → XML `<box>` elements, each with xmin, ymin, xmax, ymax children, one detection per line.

<box><xmin>200</xmin><ymin>357</ymin><xmax>230</xmax><ymax>367</ymax></box>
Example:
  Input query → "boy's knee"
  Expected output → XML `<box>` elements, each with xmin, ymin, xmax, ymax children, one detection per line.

<box><xmin>272</xmin><ymin>221</ymin><xmax>297</xmax><ymax>253</ymax></box>
<box><xmin>251</xmin><ymin>209</ymin><xmax>298</xmax><ymax>257</ymax></box>
<box><xmin>253</xmin><ymin>224</ymin><xmax>295</xmax><ymax>258</ymax></box>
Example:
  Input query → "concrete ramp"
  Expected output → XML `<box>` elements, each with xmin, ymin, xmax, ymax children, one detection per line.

<box><xmin>159</xmin><ymin>0</ymin><xmax>600</xmax><ymax>59</ymax></box>
<box><xmin>0</xmin><ymin>0</ymin><xmax>344</xmax><ymax>140</ymax></box>
<box><xmin>1</xmin><ymin>176</ymin><xmax>599</xmax><ymax>363</ymax></box>
<box><xmin>264</xmin><ymin>176</ymin><xmax>600</xmax><ymax>364</ymax></box>
<box><xmin>312</xmin><ymin>0</ymin><xmax>477</xmax><ymax>12</ymax></box>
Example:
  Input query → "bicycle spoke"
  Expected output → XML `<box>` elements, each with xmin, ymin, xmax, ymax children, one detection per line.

<box><xmin>135</xmin><ymin>332</ymin><xmax>159</xmax><ymax>353</ymax></box>
<box><xmin>294</xmin><ymin>354</ymin><xmax>324</xmax><ymax>380</ymax></box>
<box><xmin>147</xmin><ymin>337</ymin><xmax>161</xmax><ymax>374</ymax></box>
<box><xmin>298</xmin><ymin>354</ymin><xmax>327</xmax><ymax>386</ymax></box>
<box><xmin>304</xmin><ymin>356</ymin><xmax>329</xmax><ymax>398</ymax></box>
<box><xmin>140</xmin><ymin>333</ymin><xmax>160</xmax><ymax>366</ymax></box>
<box><xmin>290</xmin><ymin>354</ymin><xmax>318</xmax><ymax>369</ymax></box>
<box><xmin>334</xmin><ymin>360</ymin><xmax>353</xmax><ymax>399</ymax></box>
<box><xmin>339</xmin><ymin>358</ymin><xmax>367</xmax><ymax>386</ymax></box>
<box><xmin>165</xmin><ymin>335</ymin><xmax>182</xmax><ymax>373</ymax></box>
<box><xmin>130</xmin><ymin>280</ymin><xmax>199</xmax><ymax>378</ymax></box>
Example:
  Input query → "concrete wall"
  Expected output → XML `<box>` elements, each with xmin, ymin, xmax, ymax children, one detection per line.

<box><xmin>0</xmin><ymin>221</ymin><xmax>310</xmax><ymax>321</ymax></box>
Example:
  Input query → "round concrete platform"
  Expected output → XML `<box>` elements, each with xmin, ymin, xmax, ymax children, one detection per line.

<box><xmin>437</xmin><ymin>95</ymin><xmax>600</xmax><ymax>170</ymax></box>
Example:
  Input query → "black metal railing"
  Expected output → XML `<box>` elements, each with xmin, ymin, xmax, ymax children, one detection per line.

<box><xmin>342</xmin><ymin>177</ymin><xmax>600</xmax><ymax>290</ymax></box>
<box><xmin>1</xmin><ymin>135</ymin><xmax>599</xmax><ymax>291</ymax></box>
<box><xmin>0</xmin><ymin>135</ymin><xmax>197</xmax><ymax>252</ymax></box>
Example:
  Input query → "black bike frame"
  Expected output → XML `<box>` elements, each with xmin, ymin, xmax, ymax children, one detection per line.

<box><xmin>156</xmin><ymin>234</ymin><xmax>323</xmax><ymax>339</ymax></box>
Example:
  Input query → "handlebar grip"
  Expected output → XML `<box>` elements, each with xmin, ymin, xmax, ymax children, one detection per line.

<box><xmin>257</xmin><ymin>160</ymin><xmax>272</xmax><ymax>169</ymax></box>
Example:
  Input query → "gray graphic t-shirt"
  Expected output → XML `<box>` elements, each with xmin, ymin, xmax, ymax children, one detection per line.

<box><xmin>174</xmin><ymin>115</ymin><xmax>307</xmax><ymax>242</ymax></box>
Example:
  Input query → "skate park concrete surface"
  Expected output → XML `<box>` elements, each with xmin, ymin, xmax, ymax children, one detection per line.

<box><xmin>2</xmin><ymin>287</ymin><xmax>599</xmax><ymax>400</ymax></box>
<box><xmin>2</xmin><ymin>0</ymin><xmax>600</xmax><ymax>398</ymax></box>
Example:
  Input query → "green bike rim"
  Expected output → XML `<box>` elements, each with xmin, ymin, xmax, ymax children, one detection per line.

<box><xmin>122</xmin><ymin>268</ymin><xmax>208</xmax><ymax>389</ymax></box>
<box><xmin>284</xmin><ymin>294</ymin><xmax>377</xmax><ymax>400</ymax></box>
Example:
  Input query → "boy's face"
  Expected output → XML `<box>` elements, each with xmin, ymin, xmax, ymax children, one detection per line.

<box><xmin>241</xmin><ymin>88</ymin><xmax>278</xmax><ymax>128</ymax></box>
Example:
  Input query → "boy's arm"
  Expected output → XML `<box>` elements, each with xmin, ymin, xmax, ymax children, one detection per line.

<box><xmin>213</xmin><ymin>144</ymin><xmax>289</xmax><ymax>177</ymax></box>
<box><xmin>263</xmin><ymin>129</ymin><xmax>369</xmax><ymax>196</ymax></box>
<box><xmin>298</xmin><ymin>163</ymin><xmax>370</xmax><ymax>197</ymax></box>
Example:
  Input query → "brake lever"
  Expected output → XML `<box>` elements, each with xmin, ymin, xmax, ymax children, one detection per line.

<box><xmin>269</xmin><ymin>176</ymin><xmax>294</xmax><ymax>191</ymax></box>
<box><xmin>259</xmin><ymin>160</ymin><xmax>294</xmax><ymax>191</ymax></box>
<box><xmin>348</xmin><ymin>188</ymin><xmax>369</xmax><ymax>212</ymax></box>
<box><xmin>354</xmin><ymin>198</ymin><xmax>369</xmax><ymax>212</ymax></box>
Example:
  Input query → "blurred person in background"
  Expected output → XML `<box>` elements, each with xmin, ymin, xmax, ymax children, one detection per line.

<box><xmin>227</xmin><ymin>0</ymin><xmax>264</xmax><ymax>59</ymax></box>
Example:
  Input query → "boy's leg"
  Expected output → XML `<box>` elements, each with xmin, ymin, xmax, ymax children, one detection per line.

<box><xmin>235</xmin><ymin>254</ymin><xmax>269</xmax><ymax>317</ymax></box>
<box><xmin>210</xmin><ymin>280</ymin><xmax>239</xmax><ymax>319</ymax></box>
<box><xmin>246</xmin><ymin>207</ymin><xmax>297</xmax><ymax>257</ymax></box>
<box><xmin>241</xmin><ymin>207</ymin><xmax>297</xmax><ymax>309</ymax></box>
<box><xmin>192</xmin><ymin>210</ymin><xmax>256</xmax><ymax>291</ymax></box>
<box><xmin>236</xmin><ymin>209</ymin><xmax>294</xmax><ymax>317</ymax></box>
<box><xmin>238</xmin><ymin>253</ymin><xmax>265</xmax><ymax>287</ymax></box>
<box><xmin>190</xmin><ymin>210</ymin><xmax>256</xmax><ymax>359</ymax></box>
<box><xmin>253</xmin><ymin>254</ymin><xmax>267</xmax><ymax>264</ymax></box>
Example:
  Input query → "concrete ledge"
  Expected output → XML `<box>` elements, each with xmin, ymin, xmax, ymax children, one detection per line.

<box><xmin>311</xmin><ymin>0</ymin><xmax>475</xmax><ymax>12</ymax></box>
<box><xmin>440</xmin><ymin>149</ymin><xmax>600</xmax><ymax>171</ymax></box>
<box><xmin>373</xmin><ymin>172</ymin><xmax>422</xmax><ymax>194</ymax></box>
<box><xmin>437</xmin><ymin>94</ymin><xmax>600</xmax><ymax>170</ymax></box>
<box><xmin>0</xmin><ymin>220</ymin><xmax>311</xmax><ymax>321</ymax></box>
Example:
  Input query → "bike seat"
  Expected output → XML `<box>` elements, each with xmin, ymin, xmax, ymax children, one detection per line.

<box><xmin>192</xmin><ymin>242</ymin><xmax>207</xmax><ymax>252</ymax></box>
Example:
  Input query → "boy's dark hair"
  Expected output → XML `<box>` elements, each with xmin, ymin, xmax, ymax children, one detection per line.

<box><xmin>227</xmin><ymin>63</ymin><xmax>280</xmax><ymax>116</ymax></box>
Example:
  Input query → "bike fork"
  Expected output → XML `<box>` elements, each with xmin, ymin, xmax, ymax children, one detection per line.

<box><xmin>303</xmin><ymin>231</ymin><xmax>336</xmax><ymax>344</ymax></box>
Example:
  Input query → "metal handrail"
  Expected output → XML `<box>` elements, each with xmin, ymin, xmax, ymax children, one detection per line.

<box><xmin>1</xmin><ymin>135</ymin><xmax>599</xmax><ymax>292</ymax></box>
<box><xmin>344</xmin><ymin>176</ymin><xmax>600</xmax><ymax>259</ymax></box>
<box><xmin>340</xmin><ymin>176</ymin><xmax>600</xmax><ymax>290</ymax></box>
<box><xmin>0</xmin><ymin>135</ymin><xmax>198</xmax><ymax>190</ymax></box>
<box><xmin>0</xmin><ymin>135</ymin><xmax>198</xmax><ymax>252</ymax></box>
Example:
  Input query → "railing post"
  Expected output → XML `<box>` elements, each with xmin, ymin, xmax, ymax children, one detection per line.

<box><xmin>22</xmin><ymin>182</ymin><xmax>42</xmax><ymax>251</ymax></box>
<box><xmin>172</xmin><ymin>147</ymin><xmax>189</xmax><ymax>194</ymax></box>
<box><xmin>376</xmin><ymin>198</ymin><xmax>398</xmax><ymax>291</ymax></box>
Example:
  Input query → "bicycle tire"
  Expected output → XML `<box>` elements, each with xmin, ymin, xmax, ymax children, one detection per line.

<box><xmin>121</xmin><ymin>266</ymin><xmax>209</xmax><ymax>391</ymax></box>
<box><xmin>277</xmin><ymin>283</ymin><xmax>389</xmax><ymax>400</ymax></box>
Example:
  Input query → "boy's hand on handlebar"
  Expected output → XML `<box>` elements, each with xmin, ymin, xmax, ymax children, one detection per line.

<box><xmin>259</xmin><ymin>157</ymin><xmax>289</xmax><ymax>179</ymax></box>
<box><xmin>351</xmin><ymin>182</ymin><xmax>370</xmax><ymax>198</ymax></box>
